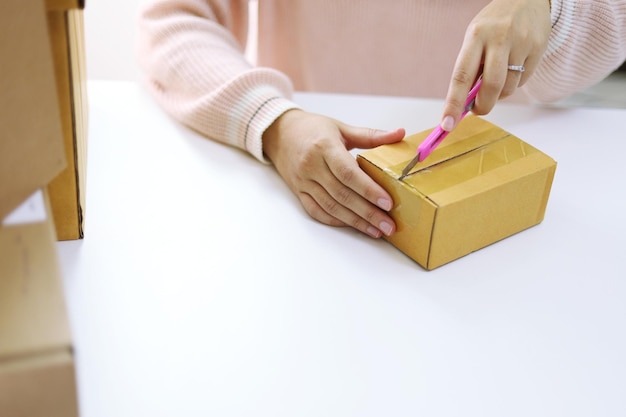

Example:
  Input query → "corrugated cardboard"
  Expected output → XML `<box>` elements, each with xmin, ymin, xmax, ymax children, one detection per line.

<box><xmin>46</xmin><ymin>0</ymin><xmax>89</xmax><ymax>240</ymax></box>
<box><xmin>0</xmin><ymin>190</ymin><xmax>79</xmax><ymax>417</ymax></box>
<box><xmin>357</xmin><ymin>115</ymin><xmax>557</xmax><ymax>270</ymax></box>
<box><xmin>0</xmin><ymin>0</ymin><xmax>66</xmax><ymax>222</ymax></box>
<box><xmin>46</xmin><ymin>0</ymin><xmax>85</xmax><ymax>10</ymax></box>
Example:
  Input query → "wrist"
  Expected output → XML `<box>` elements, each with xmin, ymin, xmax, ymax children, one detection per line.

<box><xmin>262</xmin><ymin>109</ymin><xmax>304</xmax><ymax>163</ymax></box>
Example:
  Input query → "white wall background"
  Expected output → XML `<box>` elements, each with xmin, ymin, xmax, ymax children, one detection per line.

<box><xmin>83</xmin><ymin>0</ymin><xmax>143</xmax><ymax>81</ymax></box>
<box><xmin>84</xmin><ymin>0</ymin><xmax>141</xmax><ymax>80</ymax></box>
<box><xmin>83</xmin><ymin>0</ymin><xmax>257</xmax><ymax>81</ymax></box>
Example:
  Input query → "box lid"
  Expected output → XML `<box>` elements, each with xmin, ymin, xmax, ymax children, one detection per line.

<box><xmin>0</xmin><ymin>0</ymin><xmax>67</xmax><ymax>222</ymax></box>
<box><xmin>0</xmin><ymin>192</ymin><xmax>72</xmax><ymax>361</ymax></box>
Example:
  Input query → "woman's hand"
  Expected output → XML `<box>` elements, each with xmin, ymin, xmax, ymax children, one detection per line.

<box><xmin>263</xmin><ymin>109</ymin><xmax>405</xmax><ymax>238</ymax></box>
<box><xmin>440</xmin><ymin>0</ymin><xmax>552</xmax><ymax>131</ymax></box>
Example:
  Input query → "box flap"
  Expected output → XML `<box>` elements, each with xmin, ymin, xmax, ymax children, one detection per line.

<box><xmin>0</xmin><ymin>0</ymin><xmax>66</xmax><ymax>221</ymax></box>
<box><xmin>0</xmin><ymin>193</ymin><xmax>72</xmax><ymax>360</ymax></box>
<box><xmin>46</xmin><ymin>0</ymin><xmax>85</xmax><ymax>11</ymax></box>
<box><xmin>407</xmin><ymin>135</ymin><xmax>542</xmax><ymax>196</ymax></box>
<box><xmin>360</xmin><ymin>115</ymin><xmax>511</xmax><ymax>178</ymax></box>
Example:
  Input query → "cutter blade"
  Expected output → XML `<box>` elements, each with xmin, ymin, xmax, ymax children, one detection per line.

<box><xmin>398</xmin><ymin>152</ymin><xmax>420</xmax><ymax>181</ymax></box>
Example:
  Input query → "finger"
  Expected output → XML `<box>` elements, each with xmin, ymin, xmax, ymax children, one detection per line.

<box><xmin>473</xmin><ymin>46</ymin><xmax>508</xmax><ymax>114</ymax></box>
<box><xmin>441</xmin><ymin>40</ymin><xmax>484</xmax><ymax>131</ymax></box>
<box><xmin>301</xmin><ymin>179</ymin><xmax>390</xmax><ymax>238</ymax></box>
<box><xmin>501</xmin><ymin>58</ymin><xmax>526</xmax><ymax>98</ymax></box>
<box><xmin>327</xmin><ymin>146</ymin><xmax>394</xmax><ymax>211</ymax></box>
<box><xmin>517</xmin><ymin>53</ymin><xmax>540</xmax><ymax>87</ymax></box>
<box><xmin>296</xmin><ymin>146</ymin><xmax>395</xmax><ymax>237</ymax></box>
<box><xmin>339</xmin><ymin>125</ymin><xmax>405</xmax><ymax>150</ymax></box>
<box><xmin>298</xmin><ymin>192</ymin><xmax>346</xmax><ymax>228</ymax></box>
<box><xmin>323</xmin><ymin>151</ymin><xmax>396</xmax><ymax>235</ymax></box>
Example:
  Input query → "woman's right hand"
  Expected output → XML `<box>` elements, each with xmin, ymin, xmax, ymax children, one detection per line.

<box><xmin>440</xmin><ymin>0</ymin><xmax>552</xmax><ymax>131</ymax></box>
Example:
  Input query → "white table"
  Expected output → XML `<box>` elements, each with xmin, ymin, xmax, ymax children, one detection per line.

<box><xmin>58</xmin><ymin>81</ymin><xmax>626</xmax><ymax>417</ymax></box>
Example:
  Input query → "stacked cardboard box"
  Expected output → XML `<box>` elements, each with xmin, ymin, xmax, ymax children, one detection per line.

<box><xmin>0</xmin><ymin>0</ymin><xmax>67</xmax><ymax>221</ymax></box>
<box><xmin>46</xmin><ymin>0</ymin><xmax>89</xmax><ymax>240</ymax></box>
<box><xmin>1</xmin><ymin>0</ymin><xmax>87</xmax><ymax>240</ymax></box>
<box><xmin>0</xmin><ymin>192</ymin><xmax>79</xmax><ymax>417</ymax></box>
<box><xmin>0</xmin><ymin>0</ymin><xmax>84</xmax><ymax>414</ymax></box>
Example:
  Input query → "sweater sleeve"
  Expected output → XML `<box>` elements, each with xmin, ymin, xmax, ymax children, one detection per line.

<box><xmin>136</xmin><ymin>0</ymin><xmax>299</xmax><ymax>163</ymax></box>
<box><xmin>525</xmin><ymin>0</ymin><xmax>626</xmax><ymax>103</ymax></box>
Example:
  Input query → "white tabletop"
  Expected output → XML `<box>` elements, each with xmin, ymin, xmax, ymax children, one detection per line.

<box><xmin>58</xmin><ymin>81</ymin><xmax>626</xmax><ymax>417</ymax></box>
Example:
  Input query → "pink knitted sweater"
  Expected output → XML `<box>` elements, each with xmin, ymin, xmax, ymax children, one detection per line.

<box><xmin>136</xmin><ymin>0</ymin><xmax>626</xmax><ymax>162</ymax></box>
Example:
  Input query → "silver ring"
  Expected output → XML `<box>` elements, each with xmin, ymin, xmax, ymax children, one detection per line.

<box><xmin>507</xmin><ymin>65</ymin><xmax>525</xmax><ymax>72</ymax></box>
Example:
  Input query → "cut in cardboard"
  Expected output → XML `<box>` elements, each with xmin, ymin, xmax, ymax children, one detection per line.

<box><xmin>357</xmin><ymin>115</ymin><xmax>557</xmax><ymax>270</ymax></box>
<box><xmin>46</xmin><ymin>0</ymin><xmax>89</xmax><ymax>240</ymax></box>
<box><xmin>0</xmin><ymin>190</ymin><xmax>79</xmax><ymax>417</ymax></box>
<box><xmin>0</xmin><ymin>0</ymin><xmax>66</xmax><ymax>222</ymax></box>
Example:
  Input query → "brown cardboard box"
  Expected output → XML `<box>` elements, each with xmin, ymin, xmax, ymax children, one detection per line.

<box><xmin>45</xmin><ymin>0</ymin><xmax>89</xmax><ymax>240</ymax></box>
<box><xmin>0</xmin><ymin>0</ymin><xmax>66</xmax><ymax>222</ymax></box>
<box><xmin>0</xmin><ymin>190</ymin><xmax>79</xmax><ymax>417</ymax></box>
<box><xmin>357</xmin><ymin>115</ymin><xmax>557</xmax><ymax>270</ymax></box>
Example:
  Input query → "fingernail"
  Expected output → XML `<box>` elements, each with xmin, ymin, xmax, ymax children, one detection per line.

<box><xmin>367</xmin><ymin>226</ymin><xmax>382</xmax><ymax>238</ymax></box>
<box><xmin>379</xmin><ymin>221</ymin><xmax>393</xmax><ymax>236</ymax></box>
<box><xmin>441</xmin><ymin>116</ymin><xmax>455</xmax><ymax>132</ymax></box>
<box><xmin>377</xmin><ymin>198</ymin><xmax>392</xmax><ymax>211</ymax></box>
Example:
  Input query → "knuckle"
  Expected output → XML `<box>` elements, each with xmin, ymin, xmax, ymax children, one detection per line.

<box><xmin>465</xmin><ymin>21</ymin><xmax>482</xmax><ymax>39</ymax></box>
<box><xmin>363</xmin><ymin>207</ymin><xmax>377</xmax><ymax>224</ymax></box>
<box><xmin>362</xmin><ymin>187</ymin><xmax>379</xmax><ymax>206</ymax></box>
<box><xmin>335</xmin><ymin>186</ymin><xmax>353</xmax><ymax>205</ymax></box>
<box><xmin>451</xmin><ymin>69</ymin><xmax>473</xmax><ymax>87</ymax></box>
<box><xmin>295</xmin><ymin>141</ymin><xmax>326</xmax><ymax>173</ymax></box>
<box><xmin>301</xmin><ymin>194</ymin><xmax>342</xmax><ymax>226</ymax></box>
<box><xmin>365</xmin><ymin>127</ymin><xmax>381</xmax><ymax>139</ymax></box>
<box><xmin>335</xmin><ymin>165</ymin><xmax>355</xmax><ymax>184</ymax></box>
<box><xmin>297</xmin><ymin>148</ymin><xmax>317</xmax><ymax>172</ymax></box>
<box><xmin>321</xmin><ymin>196</ymin><xmax>340</xmax><ymax>216</ymax></box>
<box><xmin>351</xmin><ymin>218</ymin><xmax>368</xmax><ymax>232</ymax></box>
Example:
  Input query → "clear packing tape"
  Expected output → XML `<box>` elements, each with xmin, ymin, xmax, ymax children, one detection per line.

<box><xmin>394</xmin><ymin>134</ymin><xmax>537</xmax><ymax>195</ymax></box>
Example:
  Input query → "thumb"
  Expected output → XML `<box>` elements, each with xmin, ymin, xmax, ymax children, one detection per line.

<box><xmin>338</xmin><ymin>124</ymin><xmax>405</xmax><ymax>150</ymax></box>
